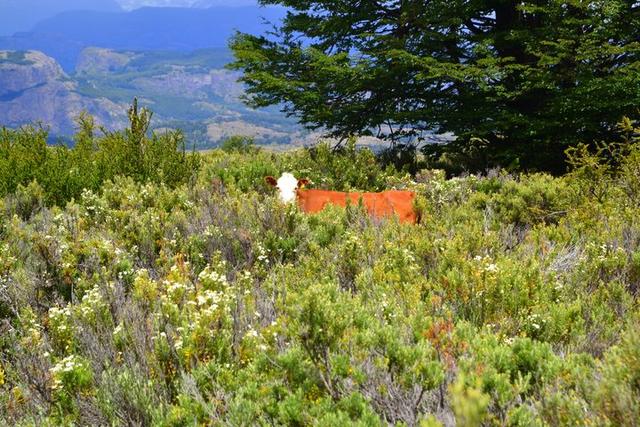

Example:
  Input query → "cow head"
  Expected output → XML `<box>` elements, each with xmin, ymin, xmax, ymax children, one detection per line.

<box><xmin>265</xmin><ymin>173</ymin><xmax>309</xmax><ymax>203</ymax></box>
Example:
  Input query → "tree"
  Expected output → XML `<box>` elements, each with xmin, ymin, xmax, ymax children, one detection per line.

<box><xmin>229</xmin><ymin>1</ymin><xmax>640</xmax><ymax>170</ymax></box>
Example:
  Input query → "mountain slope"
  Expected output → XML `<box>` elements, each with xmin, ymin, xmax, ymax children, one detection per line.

<box><xmin>0</xmin><ymin>48</ymin><xmax>305</xmax><ymax>146</ymax></box>
<box><xmin>0</xmin><ymin>50</ymin><xmax>126</xmax><ymax>135</ymax></box>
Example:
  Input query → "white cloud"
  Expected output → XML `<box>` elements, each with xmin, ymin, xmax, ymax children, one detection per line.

<box><xmin>116</xmin><ymin>0</ymin><xmax>256</xmax><ymax>10</ymax></box>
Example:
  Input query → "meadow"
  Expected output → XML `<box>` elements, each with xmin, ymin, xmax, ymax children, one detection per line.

<box><xmin>0</xmin><ymin>115</ymin><xmax>639</xmax><ymax>426</ymax></box>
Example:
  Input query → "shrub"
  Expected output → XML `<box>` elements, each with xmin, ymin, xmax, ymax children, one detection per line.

<box><xmin>1</xmin><ymin>116</ymin><xmax>640</xmax><ymax>425</ymax></box>
<box><xmin>0</xmin><ymin>103</ymin><xmax>200</xmax><ymax>206</ymax></box>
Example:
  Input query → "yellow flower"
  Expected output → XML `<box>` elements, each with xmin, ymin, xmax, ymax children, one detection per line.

<box><xmin>0</xmin><ymin>364</ymin><xmax>5</xmax><ymax>386</ymax></box>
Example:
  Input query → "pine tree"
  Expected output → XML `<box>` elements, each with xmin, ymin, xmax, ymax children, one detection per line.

<box><xmin>230</xmin><ymin>1</ymin><xmax>640</xmax><ymax>169</ymax></box>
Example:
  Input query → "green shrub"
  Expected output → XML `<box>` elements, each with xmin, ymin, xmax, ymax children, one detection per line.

<box><xmin>1</xmin><ymin>116</ymin><xmax>640</xmax><ymax>425</ymax></box>
<box><xmin>0</xmin><ymin>103</ymin><xmax>200</xmax><ymax>206</ymax></box>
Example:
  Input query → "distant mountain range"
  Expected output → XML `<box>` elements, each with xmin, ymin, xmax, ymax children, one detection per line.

<box><xmin>0</xmin><ymin>0</ymin><xmax>259</xmax><ymax>36</ymax></box>
<box><xmin>0</xmin><ymin>5</ymin><xmax>285</xmax><ymax>71</ymax></box>
<box><xmin>117</xmin><ymin>0</ymin><xmax>256</xmax><ymax>10</ymax></box>
<box><xmin>0</xmin><ymin>3</ymin><xmax>307</xmax><ymax>149</ymax></box>
<box><xmin>0</xmin><ymin>0</ymin><xmax>122</xmax><ymax>36</ymax></box>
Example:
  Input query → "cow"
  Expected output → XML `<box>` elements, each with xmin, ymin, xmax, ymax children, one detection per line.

<box><xmin>265</xmin><ymin>173</ymin><xmax>419</xmax><ymax>224</ymax></box>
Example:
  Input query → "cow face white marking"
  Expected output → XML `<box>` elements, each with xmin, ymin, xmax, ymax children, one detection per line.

<box><xmin>274</xmin><ymin>172</ymin><xmax>299</xmax><ymax>204</ymax></box>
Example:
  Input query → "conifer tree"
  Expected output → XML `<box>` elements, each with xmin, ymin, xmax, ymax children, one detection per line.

<box><xmin>230</xmin><ymin>1</ymin><xmax>640</xmax><ymax>167</ymax></box>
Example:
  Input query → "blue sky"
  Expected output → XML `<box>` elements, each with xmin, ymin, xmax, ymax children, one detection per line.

<box><xmin>0</xmin><ymin>0</ymin><xmax>262</xmax><ymax>36</ymax></box>
<box><xmin>116</xmin><ymin>0</ymin><xmax>257</xmax><ymax>9</ymax></box>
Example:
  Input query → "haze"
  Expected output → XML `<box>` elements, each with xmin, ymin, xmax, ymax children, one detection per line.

<box><xmin>0</xmin><ymin>0</ymin><xmax>259</xmax><ymax>35</ymax></box>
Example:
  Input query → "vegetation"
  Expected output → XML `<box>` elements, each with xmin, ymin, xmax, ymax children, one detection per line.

<box><xmin>0</xmin><ymin>51</ymin><xmax>34</xmax><ymax>66</ymax></box>
<box><xmin>0</xmin><ymin>101</ymin><xmax>200</xmax><ymax>206</ymax></box>
<box><xmin>0</xmin><ymin>111</ymin><xmax>639</xmax><ymax>425</ymax></box>
<box><xmin>230</xmin><ymin>1</ymin><xmax>640</xmax><ymax>171</ymax></box>
<box><xmin>69</xmin><ymin>47</ymin><xmax>302</xmax><ymax>147</ymax></box>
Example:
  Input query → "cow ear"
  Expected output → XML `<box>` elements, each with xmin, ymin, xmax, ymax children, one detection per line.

<box><xmin>265</xmin><ymin>176</ymin><xmax>277</xmax><ymax>187</ymax></box>
<box><xmin>298</xmin><ymin>179</ymin><xmax>310</xmax><ymax>188</ymax></box>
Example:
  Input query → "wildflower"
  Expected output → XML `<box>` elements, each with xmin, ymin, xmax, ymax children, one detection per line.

<box><xmin>485</xmin><ymin>263</ymin><xmax>499</xmax><ymax>273</ymax></box>
<box><xmin>174</xmin><ymin>338</ymin><xmax>183</xmax><ymax>351</ymax></box>
<box><xmin>113</xmin><ymin>323</ymin><xmax>124</xmax><ymax>337</ymax></box>
<box><xmin>49</xmin><ymin>355</ymin><xmax>85</xmax><ymax>391</ymax></box>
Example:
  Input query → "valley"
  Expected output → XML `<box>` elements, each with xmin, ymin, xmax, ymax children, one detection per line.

<box><xmin>0</xmin><ymin>48</ymin><xmax>308</xmax><ymax>148</ymax></box>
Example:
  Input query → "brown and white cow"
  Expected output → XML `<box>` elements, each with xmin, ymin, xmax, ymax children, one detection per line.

<box><xmin>265</xmin><ymin>173</ymin><xmax>419</xmax><ymax>224</ymax></box>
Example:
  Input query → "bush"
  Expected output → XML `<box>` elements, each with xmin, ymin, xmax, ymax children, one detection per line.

<box><xmin>0</xmin><ymin>102</ymin><xmax>200</xmax><ymax>206</ymax></box>
<box><xmin>1</xmin><ymin>116</ymin><xmax>640</xmax><ymax>425</ymax></box>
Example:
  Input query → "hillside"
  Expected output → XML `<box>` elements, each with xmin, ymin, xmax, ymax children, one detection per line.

<box><xmin>0</xmin><ymin>49</ymin><xmax>308</xmax><ymax>147</ymax></box>
<box><xmin>0</xmin><ymin>50</ymin><xmax>126</xmax><ymax>135</ymax></box>
<box><xmin>0</xmin><ymin>121</ymin><xmax>639</xmax><ymax>425</ymax></box>
<box><xmin>0</xmin><ymin>3</ymin><xmax>300</xmax><ymax>148</ymax></box>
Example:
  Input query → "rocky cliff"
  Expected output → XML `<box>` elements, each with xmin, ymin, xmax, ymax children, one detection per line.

<box><xmin>75</xmin><ymin>47</ymin><xmax>133</xmax><ymax>74</ymax></box>
<box><xmin>0</xmin><ymin>50</ymin><xmax>126</xmax><ymax>135</ymax></box>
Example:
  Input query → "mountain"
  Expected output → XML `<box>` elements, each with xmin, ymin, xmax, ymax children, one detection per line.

<box><xmin>0</xmin><ymin>4</ymin><xmax>299</xmax><ymax>147</ymax></box>
<box><xmin>32</xmin><ymin>6</ymin><xmax>282</xmax><ymax>51</ymax></box>
<box><xmin>0</xmin><ymin>48</ymin><xmax>308</xmax><ymax>147</ymax></box>
<box><xmin>0</xmin><ymin>0</ymin><xmax>258</xmax><ymax>36</ymax></box>
<box><xmin>0</xmin><ymin>50</ymin><xmax>126</xmax><ymax>135</ymax></box>
<box><xmin>0</xmin><ymin>6</ymin><xmax>285</xmax><ymax>71</ymax></box>
<box><xmin>0</xmin><ymin>0</ymin><xmax>122</xmax><ymax>36</ymax></box>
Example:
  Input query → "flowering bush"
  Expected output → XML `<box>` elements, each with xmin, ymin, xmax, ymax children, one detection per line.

<box><xmin>1</xmin><ymin>133</ymin><xmax>640</xmax><ymax>425</ymax></box>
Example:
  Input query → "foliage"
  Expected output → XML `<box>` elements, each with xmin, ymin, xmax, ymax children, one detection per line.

<box><xmin>0</xmin><ymin>101</ymin><xmax>200</xmax><ymax>206</ymax></box>
<box><xmin>1</xmin><ymin>121</ymin><xmax>640</xmax><ymax>425</ymax></box>
<box><xmin>219</xmin><ymin>135</ymin><xmax>257</xmax><ymax>154</ymax></box>
<box><xmin>230</xmin><ymin>1</ymin><xmax>640</xmax><ymax>170</ymax></box>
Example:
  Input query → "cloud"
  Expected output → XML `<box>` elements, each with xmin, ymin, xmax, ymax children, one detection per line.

<box><xmin>116</xmin><ymin>0</ymin><xmax>256</xmax><ymax>10</ymax></box>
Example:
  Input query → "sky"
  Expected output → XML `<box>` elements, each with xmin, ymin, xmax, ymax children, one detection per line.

<box><xmin>116</xmin><ymin>0</ymin><xmax>257</xmax><ymax>9</ymax></box>
<box><xmin>0</xmin><ymin>0</ymin><xmax>261</xmax><ymax>36</ymax></box>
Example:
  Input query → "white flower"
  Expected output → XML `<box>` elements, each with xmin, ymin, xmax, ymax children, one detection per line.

<box><xmin>113</xmin><ymin>323</ymin><xmax>124</xmax><ymax>337</ymax></box>
<box><xmin>485</xmin><ymin>263</ymin><xmax>499</xmax><ymax>273</ymax></box>
<box><xmin>50</xmin><ymin>355</ymin><xmax>83</xmax><ymax>386</ymax></box>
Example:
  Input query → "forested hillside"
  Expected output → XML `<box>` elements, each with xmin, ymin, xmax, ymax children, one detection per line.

<box><xmin>0</xmin><ymin>110</ymin><xmax>639</xmax><ymax>425</ymax></box>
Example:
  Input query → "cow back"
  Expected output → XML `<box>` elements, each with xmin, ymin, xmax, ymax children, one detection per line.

<box><xmin>296</xmin><ymin>189</ymin><xmax>417</xmax><ymax>223</ymax></box>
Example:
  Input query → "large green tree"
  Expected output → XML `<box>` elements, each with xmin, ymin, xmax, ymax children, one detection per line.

<box><xmin>230</xmin><ymin>1</ymin><xmax>640</xmax><ymax>169</ymax></box>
